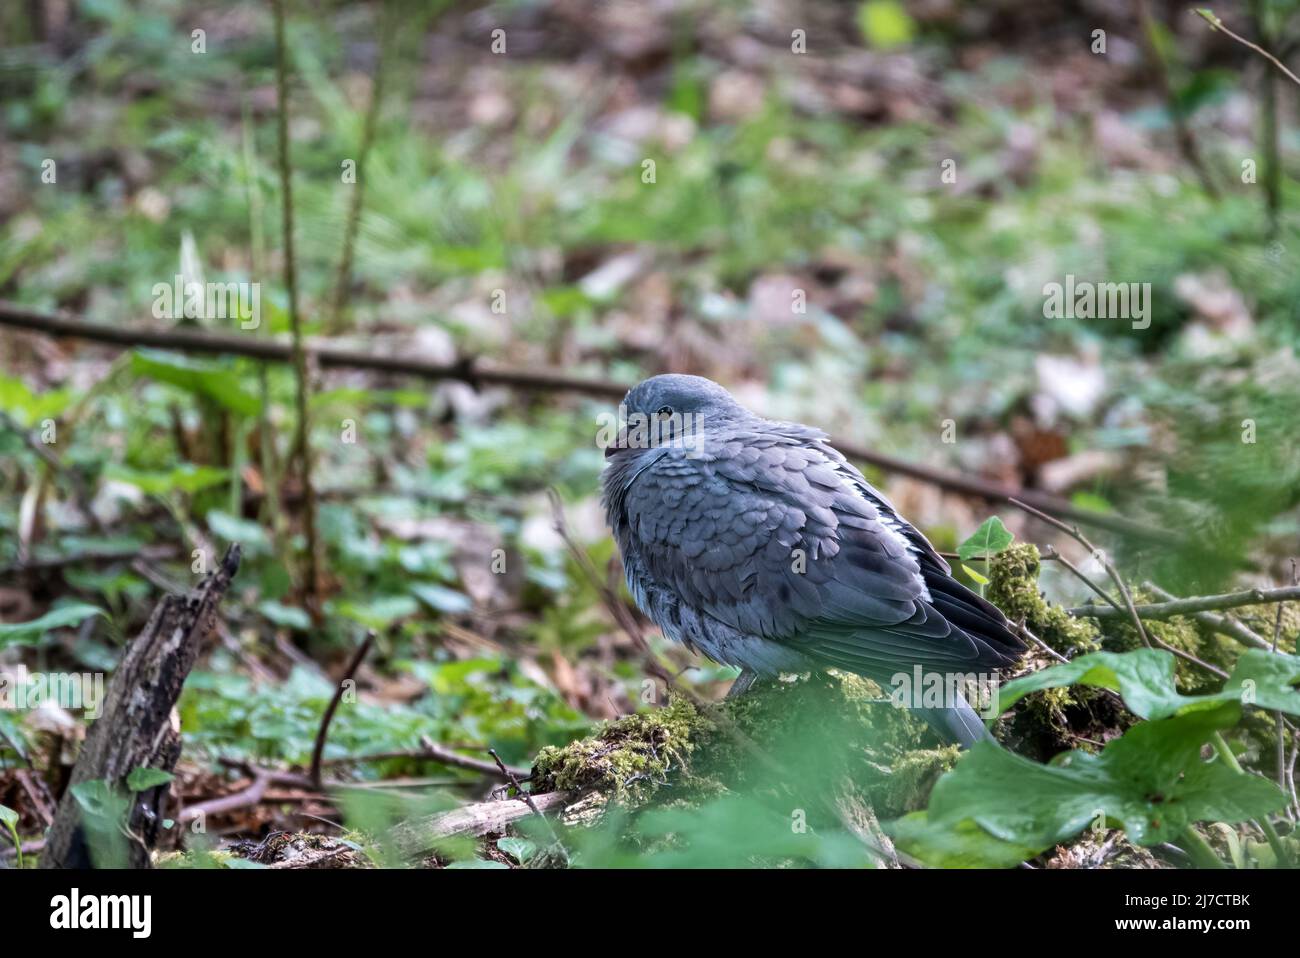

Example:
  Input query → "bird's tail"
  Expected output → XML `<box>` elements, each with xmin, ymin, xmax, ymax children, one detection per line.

<box><xmin>914</xmin><ymin>692</ymin><xmax>995</xmax><ymax>749</ymax></box>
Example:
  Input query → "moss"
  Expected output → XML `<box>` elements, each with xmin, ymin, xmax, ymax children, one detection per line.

<box><xmin>870</xmin><ymin>745</ymin><xmax>961</xmax><ymax>818</ymax></box>
<box><xmin>1099</xmin><ymin>588</ymin><xmax>1234</xmax><ymax>692</ymax></box>
<box><xmin>530</xmin><ymin>696</ymin><xmax>711</xmax><ymax>804</ymax></box>
<box><xmin>987</xmin><ymin>543</ymin><xmax>1101</xmax><ymax>655</ymax></box>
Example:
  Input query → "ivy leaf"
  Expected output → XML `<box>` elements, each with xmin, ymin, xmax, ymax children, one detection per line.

<box><xmin>0</xmin><ymin>803</ymin><xmax>17</xmax><ymax>829</ymax></box>
<box><xmin>0</xmin><ymin>603</ymin><xmax>105</xmax><ymax>649</ymax></box>
<box><xmin>956</xmin><ymin>516</ymin><xmax>1013</xmax><ymax>562</ymax></box>
<box><xmin>926</xmin><ymin>709</ymin><xmax>1286</xmax><ymax>848</ymax></box>
<box><xmin>996</xmin><ymin>649</ymin><xmax>1300</xmax><ymax>720</ymax></box>
<box><xmin>126</xmin><ymin>767</ymin><xmax>174</xmax><ymax>792</ymax></box>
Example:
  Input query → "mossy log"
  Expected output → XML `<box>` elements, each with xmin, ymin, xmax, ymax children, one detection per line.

<box><xmin>396</xmin><ymin>672</ymin><xmax>961</xmax><ymax>867</ymax></box>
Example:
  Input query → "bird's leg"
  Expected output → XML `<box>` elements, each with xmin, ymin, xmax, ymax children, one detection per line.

<box><xmin>725</xmin><ymin>668</ymin><xmax>760</xmax><ymax>699</ymax></box>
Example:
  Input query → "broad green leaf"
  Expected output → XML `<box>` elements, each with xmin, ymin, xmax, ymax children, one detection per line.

<box><xmin>996</xmin><ymin>649</ymin><xmax>1300</xmax><ymax>720</ymax></box>
<box><xmin>858</xmin><ymin>0</ymin><xmax>915</xmax><ymax>49</ymax></box>
<box><xmin>927</xmin><ymin>709</ymin><xmax>1285</xmax><ymax>848</ymax></box>
<box><xmin>70</xmin><ymin>779</ymin><xmax>124</xmax><ymax>818</ymax></box>
<box><xmin>0</xmin><ymin>803</ymin><xmax>17</xmax><ymax>829</ymax></box>
<box><xmin>0</xmin><ymin>375</ymin><xmax>74</xmax><ymax>427</ymax></box>
<box><xmin>957</xmin><ymin>516</ymin><xmax>1014</xmax><ymax>561</ymax></box>
<box><xmin>334</xmin><ymin>596</ymin><xmax>419</xmax><ymax>630</ymax></box>
<box><xmin>0</xmin><ymin>603</ymin><xmax>105</xmax><ymax>648</ymax></box>
<box><xmin>126</xmin><ymin>767</ymin><xmax>174</xmax><ymax>792</ymax></box>
<box><xmin>410</xmin><ymin>582</ymin><xmax>474</xmax><ymax>615</ymax></box>
<box><xmin>131</xmin><ymin>349</ymin><xmax>260</xmax><ymax>417</ymax></box>
<box><xmin>258</xmin><ymin>600</ymin><xmax>312</xmax><ymax>631</ymax></box>
<box><xmin>104</xmin><ymin>463</ymin><xmax>229</xmax><ymax>496</ymax></box>
<box><xmin>207</xmin><ymin>509</ymin><xmax>270</xmax><ymax>554</ymax></box>
<box><xmin>496</xmin><ymin>836</ymin><xmax>537</xmax><ymax>865</ymax></box>
<box><xmin>885</xmin><ymin>811</ymin><xmax>1041</xmax><ymax>868</ymax></box>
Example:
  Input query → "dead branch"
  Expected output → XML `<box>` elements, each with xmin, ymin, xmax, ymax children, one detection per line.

<box><xmin>309</xmin><ymin>630</ymin><xmax>376</xmax><ymax>788</ymax></box>
<box><xmin>43</xmin><ymin>544</ymin><xmax>242</xmax><ymax>868</ymax></box>
<box><xmin>0</xmin><ymin>300</ymin><xmax>1181</xmax><ymax>546</ymax></box>
<box><xmin>1068</xmin><ymin>585</ymin><xmax>1300</xmax><ymax>627</ymax></box>
<box><xmin>389</xmin><ymin>789</ymin><xmax>578</xmax><ymax>858</ymax></box>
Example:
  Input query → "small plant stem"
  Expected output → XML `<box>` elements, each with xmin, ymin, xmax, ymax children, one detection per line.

<box><xmin>1179</xmin><ymin>825</ymin><xmax>1227</xmax><ymax>869</ymax></box>
<box><xmin>1211</xmin><ymin>731</ymin><xmax>1292</xmax><ymax>867</ymax></box>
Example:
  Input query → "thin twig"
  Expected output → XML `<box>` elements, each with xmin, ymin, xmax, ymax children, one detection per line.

<box><xmin>323</xmin><ymin>741</ymin><xmax>527</xmax><ymax>779</ymax></box>
<box><xmin>328</xmin><ymin>0</ymin><xmax>393</xmax><ymax>333</ymax></box>
<box><xmin>1068</xmin><ymin>585</ymin><xmax>1300</xmax><ymax>622</ymax></box>
<box><xmin>272</xmin><ymin>0</ymin><xmax>322</xmax><ymax>618</ymax></box>
<box><xmin>309</xmin><ymin>629</ymin><xmax>376</xmax><ymax>788</ymax></box>
<box><xmin>1042</xmin><ymin>544</ymin><xmax>1122</xmax><ymax>612</ymax></box>
<box><xmin>1196</xmin><ymin>8</ymin><xmax>1300</xmax><ymax>86</ymax></box>
<box><xmin>1009</xmin><ymin>498</ymin><xmax>1151</xmax><ymax>648</ymax></box>
<box><xmin>1141</xmin><ymin>583</ymin><xmax>1270</xmax><ymax>652</ymax></box>
<box><xmin>1138</xmin><ymin>0</ymin><xmax>1221</xmax><ymax>198</ymax></box>
<box><xmin>488</xmin><ymin>748</ymin><xmax>564</xmax><ymax>850</ymax></box>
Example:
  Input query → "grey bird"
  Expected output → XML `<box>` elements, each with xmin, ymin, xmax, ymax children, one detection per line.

<box><xmin>601</xmin><ymin>374</ymin><xmax>1024</xmax><ymax>747</ymax></box>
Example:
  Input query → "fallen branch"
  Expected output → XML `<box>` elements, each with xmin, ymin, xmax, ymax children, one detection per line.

<box><xmin>389</xmin><ymin>789</ymin><xmax>578</xmax><ymax>859</ymax></box>
<box><xmin>0</xmin><ymin>300</ymin><xmax>1180</xmax><ymax>545</ymax></box>
<box><xmin>43</xmin><ymin>544</ymin><xmax>242</xmax><ymax>868</ymax></box>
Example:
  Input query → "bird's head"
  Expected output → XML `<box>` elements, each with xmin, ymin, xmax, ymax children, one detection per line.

<box><xmin>603</xmin><ymin>374</ymin><xmax>747</xmax><ymax>459</ymax></box>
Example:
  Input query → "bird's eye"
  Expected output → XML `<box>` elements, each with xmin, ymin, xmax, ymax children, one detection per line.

<box><xmin>655</xmin><ymin>405</ymin><xmax>674</xmax><ymax>419</ymax></box>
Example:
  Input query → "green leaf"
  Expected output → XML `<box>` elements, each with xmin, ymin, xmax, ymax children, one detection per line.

<box><xmin>0</xmin><ymin>603</ymin><xmax>105</xmax><ymax>648</ymax></box>
<box><xmin>126</xmin><ymin>767</ymin><xmax>174</xmax><ymax>792</ymax></box>
<box><xmin>961</xmin><ymin>564</ymin><xmax>989</xmax><ymax>586</ymax></box>
<box><xmin>885</xmin><ymin>811</ymin><xmax>1041</xmax><ymax>868</ymax></box>
<box><xmin>0</xmin><ymin>803</ymin><xmax>17</xmax><ymax>829</ymax></box>
<box><xmin>496</xmin><ymin>836</ymin><xmax>537</xmax><ymax>865</ymax></box>
<box><xmin>104</xmin><ymin>463</ymin><xmax>229</xmax><ymax>496</ymax></box>
<box><xmin>70</xmin><ymin>779</ymin><xmax>125</xmax><ymax>818</ymax></box>
<box><xmin>131</xmin><ymin>349</ymin><xmax>260</xmax><ymax>417</ymax></box>
<box><xmin>446</xmin><ymin>858</ymin><xmax>510</xmax><ymax>869</ymax></box>
<box><xmin>334</xmin><ymin>595</ymin><xmax>419</xmax><ymax>630</ymax></box>
<box><xmin>927</xmin><ymin>709</ymin><xmax>1286</xmax><ymax>848</ymax></box>
<box><xmin>207</xmin><ymin>509</ymin><xmax>270</xmax><ymax>554</ymax></box>
<box><xmin>410</xmin><ymin>582</ymin><xmax>474</xmax><ymax>615</ymax></box>
<box><xmin>996</xmin><ymin>649</ymin><xmax>1300</xmax><ymax>720</ymax></box>
<box><xmin>858</xmin><ymin>0</ymin><xmax>915</xmax><ymax>48</ymax></box>
<box><xmin>956</xmin><ymin>516</ymin><xmax>1014</xmax><ymax>562</ymax></box>
<box><xmin>258</xmin><ymin>600</ymin><xmax>312</xmax><ymax>631</ymax></box>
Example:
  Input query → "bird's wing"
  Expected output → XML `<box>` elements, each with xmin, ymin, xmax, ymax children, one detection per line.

<box><xmin>620</xmin><ymin>426</ymin><xmax>1020</xmax><ymax>677</ymax></box>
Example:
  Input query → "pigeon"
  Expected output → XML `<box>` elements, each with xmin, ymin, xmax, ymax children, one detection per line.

<box><xmin>601</xmin><ymin>374</ymin><xmax>1024</xmax><ymax>747</ymax></box>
